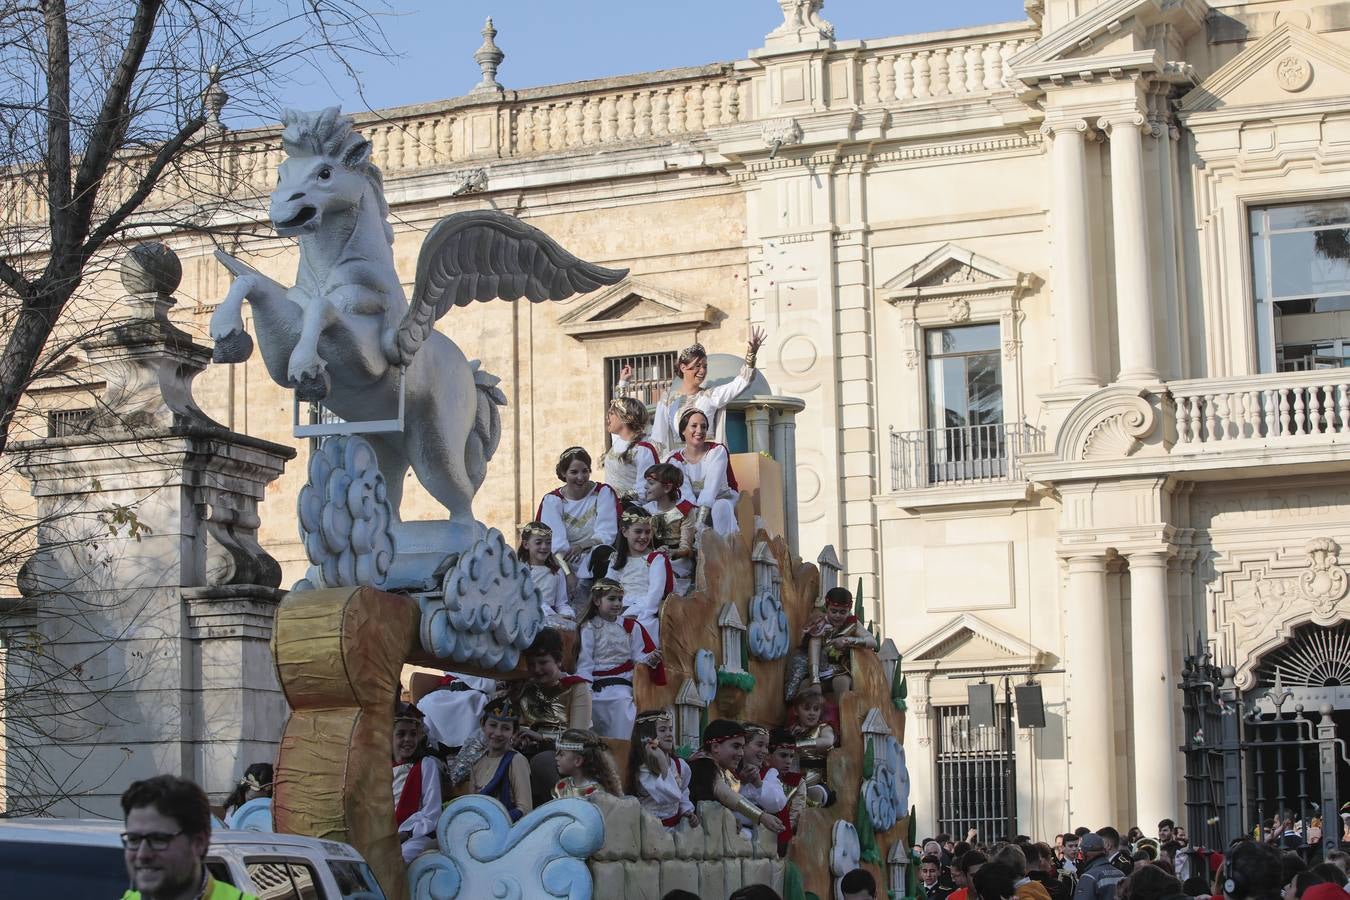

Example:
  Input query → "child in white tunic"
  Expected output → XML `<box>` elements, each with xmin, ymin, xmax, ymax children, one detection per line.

<box><xmin>642</xmin><ymin>463</ymin><xmax>697</xmax><ymax>595</ymax></box>
<box><xmin>628</xmin><ymin>708</ymin><xmax>698</xmax><ymax>830</ymax></box>
<box><xmin>736</xmin><ymin>723</ymin><xmax>788</xmax><ymax>839</ymax></box>
<box><xmin>518</xmin><ymin>521</ymin><xmax>576</xmax><ymax>630</ymax></box>
<box><xmin>605</xmin><ymin>506</ymin><xmax>674</xmax><ymax>643</ymax></box>
<box><xmin>667</xmin><ymin>408</ymin><xmax>740</xmax><ymax>537</ymax></box>
<box><xmin>536</xmin><ymin>447</ymin><xmax>619</xmax><ymax>613</ymax></box>
<box><xmin>603</xmin><ymin>395</ymin><xmax>661</xmax><ymax>501</ymax></box>
<box><xmin>576</xmin><ymin>579</ymin><xmax>665</xmax><ymax>739</ymax></box>
<box><xmin>392</xmin><ymin>704</ymin><xmax>442</xmax><ymax>863</ymax></box>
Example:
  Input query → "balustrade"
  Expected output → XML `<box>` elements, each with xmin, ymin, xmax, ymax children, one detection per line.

<box><xmin>1170</xmin><ymin>371</ymin><xmax>1350</xmax><ymax>448</ymax></box>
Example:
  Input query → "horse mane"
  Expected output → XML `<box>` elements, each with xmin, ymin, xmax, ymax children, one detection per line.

<box><xmin>280</xmin><ymin>107</ymin><xmax>393</xmax><ymax>244</ymax></box>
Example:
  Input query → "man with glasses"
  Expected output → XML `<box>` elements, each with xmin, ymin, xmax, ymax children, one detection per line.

<box><xmin>121</xmin><ymin>774</ymin><xmax>258</xmax><ymax>900</ymax></box>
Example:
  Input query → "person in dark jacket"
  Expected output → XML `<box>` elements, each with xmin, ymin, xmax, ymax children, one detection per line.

<box><xmin>1099</xmin><ymin>827</ymin><xmax>1134</xmax><ymax>877</ymax></box>
<box><xmin>1075</xmin><ymin>833</ymin><xmax>1127</xmax><ymax>900</ymax></box>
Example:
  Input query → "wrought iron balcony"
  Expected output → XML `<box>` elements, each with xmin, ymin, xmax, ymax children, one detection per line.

<box><xmin>889</xmin><ymin>422</ymin><xmax>1044</xmax><ymax>492</ymax></box>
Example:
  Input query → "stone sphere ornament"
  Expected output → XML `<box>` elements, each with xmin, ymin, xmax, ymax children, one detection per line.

<box><xmin>120</xmin><ymin>241</ymin><xmax>183</xmax><ymax>296</ymax></box>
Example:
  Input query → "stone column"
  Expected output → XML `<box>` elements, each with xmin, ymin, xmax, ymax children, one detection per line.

<box><xmin>1042</xmin><ymin>119</ymin><xmax>1100</xmax><ymax>389</ymax></box>
<box><xmin>1104</xmin><ymin>112</ymin><xmax>1160</xmax><ymax>383</ymax></box>
<box><xmin>770</xmin><ymin>407</ymin><xmax>799</xmax><ymax>551</ymax></box>
<box><xmin>745</xmin><ymin>405</ymin><xmax>772</xmax><ymax>453</ymax></box>
<box><xmin>1065</xmin><ymin>553</ymin><xmax>1117</xmax><ymax>825</ymax></box>
<box><xmin>1128</xmin><ymin>550</ymin><xmax>1179</xmax><ymax>828</ymax></box>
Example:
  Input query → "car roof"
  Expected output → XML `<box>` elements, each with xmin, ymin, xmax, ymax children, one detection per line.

<box><xmin>0</xmin><ymin>818</ymin><xmax>364</xmax><ymax>859</ymax></box>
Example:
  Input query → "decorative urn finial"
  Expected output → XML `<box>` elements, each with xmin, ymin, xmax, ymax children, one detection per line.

<box><xmin>472</xmin><ymin>17</ymin><xmax>505</xmax><ymax>94</ymax></box>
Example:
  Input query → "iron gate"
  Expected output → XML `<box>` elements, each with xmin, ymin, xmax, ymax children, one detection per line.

<box><xmin>1182</xmin><ymin>623</ymin><xmax>1350</xmax><ymax>852</ymax></box>
<box><xmin>934</xmin><ymin>703</ymin><xmax>1014</xmax><ymax>841</ymax></box>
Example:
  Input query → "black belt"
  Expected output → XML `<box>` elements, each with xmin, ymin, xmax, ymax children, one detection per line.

<box><xmin>592</xmin><ymin>676</ymin><xmax>632</xmax><ymax>692</ymax></box>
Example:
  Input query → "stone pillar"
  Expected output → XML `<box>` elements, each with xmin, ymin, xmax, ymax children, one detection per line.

<box><xmin>745</xmin><ymin>405</ymin><xmax>772</xmax><ymax>453</ymax></box>
<box><xmin>1042</xmin><ymin>119</ymin><xmax>1100</xmax><ymax>389</ymax></box>
<box><xmin>8</xmin><ymin>244</ymin><xmax>294</xmax><ymax>816</ymax></box>
<box><xmin>1104</xmin><ymin>112</ymin><xmax>1160</xmax><ymax>384</ymax></box>
<box><xmin>770</xmin><ymin>408</ymin><xmax>799</xmax><ymax>551</ymax></box>
<box><xmin>1064</xmin><ymin>553</ymin><xmax>1117</xmax><ymax>825</ymax></box>
<box><xmin>1128</xmin><ymin>550</ymin><xmax>1179</xmax><ymax>828</ymax></box>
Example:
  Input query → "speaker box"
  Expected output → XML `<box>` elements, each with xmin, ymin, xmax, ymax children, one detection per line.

<box><xmin>1015</xmin><ymin>683</ymin><xmax>1046</xmax><ymax>728</ymax></box>
<box><xmin>968</xmin><ymin>683</ymin><xmax>996</xmax><ymax>727</ymax></box>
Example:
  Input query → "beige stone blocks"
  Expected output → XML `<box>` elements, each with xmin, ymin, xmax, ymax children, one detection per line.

<box><xmin>587</xmin><ymin>798</ymin><xmax>784</xmax><ymax>899</ymax></box>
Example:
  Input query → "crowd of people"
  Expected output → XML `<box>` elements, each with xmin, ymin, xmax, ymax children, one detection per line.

<box><xmin>905</xmin><ymin>818</ymin><xmax>1350</xmax><ymax>900</ymax></box>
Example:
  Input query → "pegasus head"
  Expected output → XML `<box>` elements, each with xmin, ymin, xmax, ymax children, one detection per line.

<box><xmin>271</xmin><ymin>107</ymin><xmax>385</xmax><ymax>238</ymax></box>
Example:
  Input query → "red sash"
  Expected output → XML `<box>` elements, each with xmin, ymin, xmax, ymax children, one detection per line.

<box><xmin>394</xmin><ymin>759</ymin><xmax>422</xmax><ymax>825</ymax></box>
<box><xmin>624</xmin><ymin>617</ymin><xmax>667</xmax><ymax>686</ymax></box>
<box><xmin>645</xmin><ymin>551</ymin><xmax>675</xmax><ymax>597</ymax></box>
<box><xmin>662</xmin><ymin>811</ymin><xmax>684</xmax><ymax>828</ymax></box>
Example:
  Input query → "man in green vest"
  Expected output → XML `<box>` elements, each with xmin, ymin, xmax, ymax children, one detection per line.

<box><xmin>120</xmin><ymin>774</ymin><xmax>258</xmax><ymax>900</ymax></box>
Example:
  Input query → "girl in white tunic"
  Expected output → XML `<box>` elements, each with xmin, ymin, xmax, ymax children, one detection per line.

<box><xmin>736</xmin><ymin>723</ymin><xmax>788</xmax><ymax>839</ymax></box>
<box><xmin>576</xmin><ymin>579</ymin><xmax>665</xmax><ymax>739</ymax></box>
<box><xmin>605</xmin><ymin>506</ymin><xmax>674</xmax><ymax>643</ymax></box>
<box><xmin>667</xmin><ymin>408</ymin><xmax>740</xmax><ymax>537</ymax></box>
<box><xmin>536</xmin><ymin>447</ymin><xmax>619</xmax><ymax>612</ymax></box>
<box><xmin>392</xmin><ymin>704</ymin><xmax>442</xmax><ymax>863</ymax></box>
<box><xmin>517</xmin><ymin>521</ymin><xmax>576</xmax><ymax>630</ymax></box>
<box><xmin>602</xmin><ymin>394</ymin><xmax>661</xmax><ymax>501</ymax></box>
<box><xmin>628</xmin><ymin>708</ymin><xmax>699</xmax><ymax>830</ymax></box>
<box><xmin>650</xmin><ymin>328</ymin><xmax>766</xmax><ymax>448</ymax></box>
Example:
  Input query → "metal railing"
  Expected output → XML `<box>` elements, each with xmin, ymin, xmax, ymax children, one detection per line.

<box><xmin>889</xmin><ymin>421</ymin><xmax>1043</xmax><ymax>491</ymax></box>
<box><xmin>607</xmin><ymin>352</ymin><xmax>677</xmax><ymax>408</ymax></box>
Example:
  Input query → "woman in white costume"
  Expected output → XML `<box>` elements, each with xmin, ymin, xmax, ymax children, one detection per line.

<box><xmin>602</xmin><ymin>393</ymin><xmax>661</xmax><ymax>502</ymax></box>
<box><xmin>649</xmin><ymin>328</ymin><xmax>767</xmax><ymax>449</ymax></box>
<box><xmin>536</xmin><ymin>446</ymin><xmax>619</xmax><ymax>612</ymax></box>
<box><xmin>667</xmin><ymin>408</ymin><xmax>740</xmax><ymax>537</ymax></box>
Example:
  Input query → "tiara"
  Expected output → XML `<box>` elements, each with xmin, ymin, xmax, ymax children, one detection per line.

<box><xmin>743</xmin><ymin>723</ymin><xmax>768</xmax><ymax>738</ymax></box>
<box><xmin>556</xmin><ymin>737</ymin><xmax>587</xmax><ymax>752</ymax></box>
<box><xmin>622</xmin><ymin>508</ymin><xmax>653</xmax><ymax>526</ymax></box>
<box><xmin>636</xmin><ymin>708</ymin><xmax>673</xmax><ymax>725</ymax></box>
<box><xmin>678</xmin><ymin>342</ymin><xmax>706</xmax><ymax>364</ymax></box>
<box><xmin>521</xmin><ymin>521</ymin><xmax>552</xmax><ymax>539</ymax></box>
<box><xmin>242</xmin><ymin>773</ymin><xmax>270</xmax><ymax>791</ymax></box>
<box><xmin>483</xmin><ymin>696</ymin><xmax>518</xmax><ymax>721</ymax></box>
<box><xmin>559</xmin><ymin>445</ymin><xmax>588</xmax><ymax>459</ymax></box>
<box><xmin>590</xmin><ymin>577</ymin><xmax>622</xmax><ymax>596</ymax></box>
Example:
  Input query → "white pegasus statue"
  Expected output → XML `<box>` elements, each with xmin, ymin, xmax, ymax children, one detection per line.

<box><xmin>210</xmin><ymin>108</ymin><xmax>625</xmax><ymax>579</ymax></box>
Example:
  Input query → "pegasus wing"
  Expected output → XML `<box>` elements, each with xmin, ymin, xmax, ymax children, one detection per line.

<box><xmin>389</xmin><ymin>210</ymin><xmax>628</xmax><ymax>366</ymax></box>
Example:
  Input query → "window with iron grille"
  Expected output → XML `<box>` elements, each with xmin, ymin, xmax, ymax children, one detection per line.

<box><xmin>934</xmin><ymin>703</ymin><xmax>1015</xmax><ymax>840</ymax></box>
<box><xmin>605</xmin><ymin>352</ymin><xmax>677</xmax><ymax>408</ymax></box>
<box><xmin>46</xmin><ymin>407</ymin><xmax>95</xmax><ymax>437</ymax></box>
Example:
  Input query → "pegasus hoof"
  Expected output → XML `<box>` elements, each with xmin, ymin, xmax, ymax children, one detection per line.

<box><xmin>292</xmin><ymin>371</ymin><xmax>331</xmax><ymax>402</ymax></box>
<box><xmin>212</xmin><ymin>329</ymin><xmax>253</xmax><ymax>363</ymax></box>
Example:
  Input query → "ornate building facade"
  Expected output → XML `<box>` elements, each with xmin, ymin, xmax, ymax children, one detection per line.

<box><xmin>18</xmin><ymin>0</ymin><xmax>1350</xmax><ymax>839</ymax></box>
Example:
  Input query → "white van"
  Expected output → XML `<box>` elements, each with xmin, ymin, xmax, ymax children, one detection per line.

<box><xmin>0</xmin><ymin>818</ymin><xmax>387</xmax><ymax>898</ymax></box>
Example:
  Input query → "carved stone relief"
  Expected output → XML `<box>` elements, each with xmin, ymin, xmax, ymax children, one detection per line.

<box><xmin>1275</xmin><ymin>55</ymin><xmax>1313</xmax><ymax>92</ymax></box>
<box><xmin>1213</xmin><ymin>537</ymin><xmax>1350</xmax><ymax>688</ymax></box>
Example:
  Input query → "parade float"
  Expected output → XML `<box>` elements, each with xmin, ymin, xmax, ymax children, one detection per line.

<box><xmin>209</xmin><ymin>107</ymin><xmax>912</xmax><ymax>899</ymax></box>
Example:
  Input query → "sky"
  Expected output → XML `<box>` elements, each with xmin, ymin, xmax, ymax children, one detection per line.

<box><xmin>282</xmin><ymin>0</ymin><xmax>1028</xmax><ymax>116</ymax></box>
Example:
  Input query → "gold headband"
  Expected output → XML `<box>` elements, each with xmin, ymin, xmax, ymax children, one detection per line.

<box><xmin>744</xmin><ymin>724</ymin><xmax>768</xmax><ymax>738</ymax></box>
<box><xmin>636</xmin><ymin>709</ymin><xmax>673</xmax><ymax>725</ymax></box>
<box><xmin>521</xmin><ymin>521</ymin><xmax>552</xmax><ymax>540</ymax></box>
<box><xmin>622</xmin><ymin>509</ymin><xmax>653</xmax><ymax>527</ymax></box>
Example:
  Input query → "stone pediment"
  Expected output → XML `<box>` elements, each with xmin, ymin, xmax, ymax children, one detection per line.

<box><xmin>1179</xmin><ymin>23</ymin><xmax>1350</xmax><ymax>116</ymax></box>
<box><xmin>1010</xmin><ymin>0</ymin><xmax>1206</xmax><ymax>87</ymax></box>
<box><xmin>901</xmin><ymin>612</ymin><xmax>1049</xmax><ymax>671</ymax></box>
<box><xmin>556</xmin><ymin>277</ymin><xmax>716</xmax><ymax>340</ymax></box>
<box><xmin>881</xmin><ymin>244</ymin><xmax>1029</xmax><ymax>303</ymax></box>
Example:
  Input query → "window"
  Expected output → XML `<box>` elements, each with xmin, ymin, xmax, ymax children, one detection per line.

<box><xmin>0</xmin><ymin>841</ymin><xmax>126</xmax><ymax>894</ymax></box>
<box><xmin>923</xmin><ymin>324</ymin><xmax>1006</xmax><ymax>482</ymax></box>
<box><xmin>606</xmin><ymin>351</ymin><xmax>677</xmax><ymax>408</ymax></box>
<box><xmin>328</xmin><ymin>859</ymin><xmax>386</xmax><ymax>898</ymax></box>
<box><xmin>207</xmin><ymin>859</ymin><xmax>236</xmax><ymax>885</ymax></box>
<box><xmin>933</xmin><ymin>703</ymin><xmax>1015</xmax><ymax>839</ymax></box>
<box><xmin>245</xmin><ymin>859</ymin><xmax>322</xmax><ymax>900</ymax></box>
<box><xmin>46</xmin><ymin>407</ymin><xmax>95</xmax><ymax>437</ymax></box>
<box><xmin>1251</xmin><ymin>200</ymin><xmax>1350</xmax><ymax>372</ymax></box>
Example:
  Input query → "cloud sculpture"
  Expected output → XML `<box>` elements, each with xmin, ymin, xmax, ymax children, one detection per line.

<box><xmin>296</xmin><ymin>436</ymin><xmax>396</xmax><ymax>589</ymax></box>
<box><xmin>748</xmin><ymin>588</ymin><xmax>789</xmax><ymax>660</ymax></box>
<box><xmin>831</xmin><ymin>819</ymin><xmax>861</xmax><ymax>878</ymax></box>
<box><xmin>864</xmin><ymin>764</ymin><xmax>900</xmax><ymax>832</ymax></box>
<box><xmin>226</xmin><ymin>797</ymin><xmax>274</xmax><ymax>832</ymax></box>
<box><xmin>419</xmin><ymin>528</ymin><xmax>544</xmax><ymax>671</ymax></box>
<box><xmin>694</xmin><ymin>648</ymin><xmax>718</xmax><ymax>704</ymax></box>
<box><xmin>409</xmin><ymin>794</ymin><xmax>604</xmax><ymax>900</ymax></box>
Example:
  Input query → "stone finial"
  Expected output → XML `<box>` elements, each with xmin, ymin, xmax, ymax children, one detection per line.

<box><xmin>203</xmin><ymin>64</ymin><xmax>228</xmax><ymax>129</ymax></box>
<box><xmin>120</xmin><ymin>242</ymin><xmax>182</xmax><ymax>322</ymax></box>
<box><xmin>471</xmin><ymin>17</ymin><xmax>505</xmax><ymax>94</ymax></box>
<box><xmin>766</xmin><ymin>0</ymin><xmax>834</xmax><ymax>47</ymax></box>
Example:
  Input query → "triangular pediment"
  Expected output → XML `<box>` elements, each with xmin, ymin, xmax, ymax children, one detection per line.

<box><xmin>881</xmin><ymin>244</ymin><xmax>1025</xmax><ymax>301</ymax></box>
<box><xmin>1010</xmin><ymin>0</ymin><xmax>1206</xmax><ymax>86</ymax></box>
<box><xmin>557</xmin><ymin>277</ymin><xmax>716</xmax><ymax>340</ymax></box>
<box><xmin>1179</xmin><ymin>23</ymin><xmax>1350</xmax><ymax>115</ymax></box>
<box><xmin>901</xmin><ymin>613</ymin><xmax>1048</xmax><ymax>670</ymax></box>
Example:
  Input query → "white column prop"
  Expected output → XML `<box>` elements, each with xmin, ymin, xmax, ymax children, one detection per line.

<box><xmin>1042</xmin><ymin>118</ymin><xmax>1100</xmax><ymax>389</ymax></box>
<box><xmin>1105</xmin><ymin>112</ymin><xmax>1160</xmax><ymax>384</ymax></box>
<box><xmin>1128</xmin><ymin>550</ymin><xmax>1180</xmax><ymax>828</ymax></box>
<box><xmin>1065</xmin><ymin>553</ymin><xmax>1117</xmax><ymax>826</ymax></box>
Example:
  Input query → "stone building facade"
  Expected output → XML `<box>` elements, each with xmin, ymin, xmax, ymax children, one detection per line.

<box><xmin>15</xmin><ymin>0</ymin><xmax>1350</xmax><ymax>839</ymax></box>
